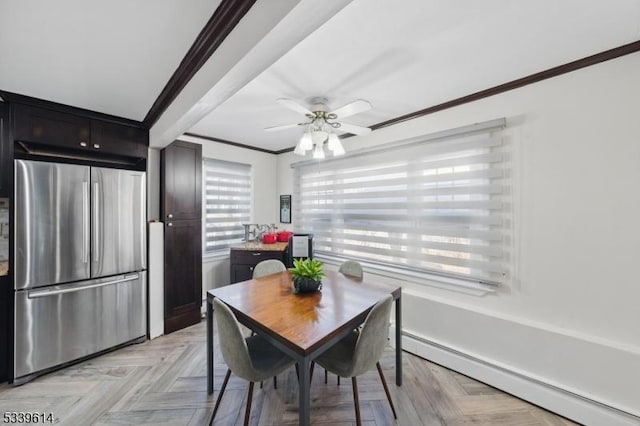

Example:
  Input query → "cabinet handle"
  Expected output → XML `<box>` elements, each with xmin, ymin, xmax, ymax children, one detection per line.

<box><xmin>79</xmin><ymin>141</ymin><xmax>87</xmax><ymax>147</ymax></box>
<box><xmin>252</xmin><ymin>252</ymin><xmax>262</xmax><ymax>256</ymax></box>
<box><xmin>93</xmin><ymin>143</ymin><xmax>100</xmax><ymax>149</ymax></box>
<box><xmin>250</xmin><ymin>267</ymin><xmax>254</xmax><ymax>271</ymax></box>
<box><xmin>168</xmin><ymin>214</ymin><xmax>173</xmax><ymax>218</ymax></box>
<box><xmin>168</xmin><ymin>223</ymin><xmax>173</xmax><ymax>227</ymax></box>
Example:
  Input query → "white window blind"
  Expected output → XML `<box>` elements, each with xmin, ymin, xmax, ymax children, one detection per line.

<box><xmin>203</xmin><ymin>159</ymin><xmax>251</xmax><ymax>255</ymax></box>
<box><xmin>293</xmin><ymin>121</ymin><xmax>509</xmax><ymax>286</ymax></box>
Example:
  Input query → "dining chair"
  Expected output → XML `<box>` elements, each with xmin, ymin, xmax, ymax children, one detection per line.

<box><xmin>253</xmin><ymin>259</ymin><xmax>287</xmax><ymax>278</ymax></box>
<box><xmin>252</xmin><ymin>258</ymin><xmax>288</xmax><ymax>389</ymax></box>
<box><xmin>322</xmin><ymin>259</ymin><xmax>364</xmax><ymax>385</ymax></box>
<box><xmin>315</xmin><ymin>295</ymin><xmax>397</xmax><ymax>425</ymax></box>
<box><xmin>209</xmin><ymin>298</ymin><xmax>296</xmax><ymax>426</ymax></box>
<box><xmin>338</xmin><ymin>260</ymin><xmax>364</xmax><ymax>278</ymax></box>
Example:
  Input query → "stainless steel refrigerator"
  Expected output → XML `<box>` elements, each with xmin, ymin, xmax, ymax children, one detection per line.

<box><xmin>13</xmin><ymin>159</ymin><xmax>147</xmax><ymax>383</ymax></box>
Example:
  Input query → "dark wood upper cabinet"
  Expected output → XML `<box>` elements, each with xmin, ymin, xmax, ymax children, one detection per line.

<box><xmin>0</xmin><ymin>104</ymin><xmax>10</xmax><ymax>196</ymax></box>
<box><xmin>161</xmin><ymin>140</ymin><xmax>202</xmax><ymax>221</ymax></box>
<box><xmin>12</xmin><ymin>103</ymin><xmax>147</xmax><ymax>161</ymax></box>
<box><xmin>161</xmin><ymin>140</ymin><xmax>202</xmax><ymax>334</ymax></box>
<box><xmin>91</xmin><ymin>119</ymin><xmax>147</xmax><ymax>158</ymax></box>
<box><xmin>13</xmin><ymin>103</ymin><xmax>91</xmax><ymax>150</ymax></box>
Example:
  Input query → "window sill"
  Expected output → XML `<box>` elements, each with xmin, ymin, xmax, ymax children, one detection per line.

<box><xmin>316</xmin><ymin>254</ymin><xmax>499</xmax><ymax>296</ymax></box>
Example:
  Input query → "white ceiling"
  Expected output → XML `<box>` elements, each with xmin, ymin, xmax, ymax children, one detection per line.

<box><xmin>0</xmin><ymin>0</ymin><xmax>220</xmax><ymax>121</ymax></box>
<box><xmin>1</xmin><ymin>0</ymin><xmax>639</xmax><ymax>152</ymax></box>
<box><xmin>188</xmin><ymin>0</ymin><xmax>640</xmax><ymax>152</ymax></box>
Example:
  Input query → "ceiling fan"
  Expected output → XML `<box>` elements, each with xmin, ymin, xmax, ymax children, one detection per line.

<box><xmin>265</xmin><ymin>97</ymin><xmax>372</xmax><ymax>158</ymax></box>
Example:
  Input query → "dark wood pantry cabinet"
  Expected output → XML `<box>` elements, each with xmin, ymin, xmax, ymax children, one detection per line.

<box><xmin>161</xmin><ymin>140</ymin><xmax>202</xmax><ymax>333</ymax></box>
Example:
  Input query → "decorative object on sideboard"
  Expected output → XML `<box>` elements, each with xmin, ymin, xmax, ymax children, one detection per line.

<box><xmin>242</xmin><ymin>223</ymin><xmax>276</xmax><ymax>242</ymax></box>
<box><xmin>276</xmin><ymin>230</ymin><xmax>292</xmax><ymax>242</ymax></box>
<box><xmin>289</xmin><ymin>258</ymin><xmax>325</xmax><ymax>294</ymax></box>
<box><xmin>261</xmin><ymin>232</ymin><xmax>277</xmax><ymax>244</ymax></box>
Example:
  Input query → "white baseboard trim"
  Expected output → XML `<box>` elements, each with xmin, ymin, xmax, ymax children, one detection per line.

<box><xmin>393</xmin><ymin>327</ymin><xmax>640</xmax><ymax>426</ymax></box>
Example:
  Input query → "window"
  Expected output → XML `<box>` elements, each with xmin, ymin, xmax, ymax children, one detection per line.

<box><xmin>203</xmin><ymin>158</ymin><xmax>251</xmax><ymax>255</ymax></box>
<box><xmin>293</xmin><ymin>120</ymin><xmax>509</xmax><ymax>286</ymax></box>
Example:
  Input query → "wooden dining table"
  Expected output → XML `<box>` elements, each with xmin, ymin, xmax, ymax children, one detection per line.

<box><xmin>206</xmin><ymin>269</ymin><xmax>402</xmax><ymax>426</ymax></box>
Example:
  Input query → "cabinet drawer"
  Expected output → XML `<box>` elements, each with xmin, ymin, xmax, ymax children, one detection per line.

<box><xmin>14</xmin><ymin>104</ymin><xmax>91</xmax><ymax>149</ymax></box>
<box><xmin>230</xmin><ymin>250</ymin><xmax>284</xmax><ymax>265</ymax></box>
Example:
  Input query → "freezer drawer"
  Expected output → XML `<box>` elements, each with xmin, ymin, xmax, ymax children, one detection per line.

<box><xmin>14</xmin><ymin>272</ymin><xmax>146</xmax><ymax>380</ymax></box>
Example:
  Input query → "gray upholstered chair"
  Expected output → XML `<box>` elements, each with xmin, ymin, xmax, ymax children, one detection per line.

<box><xmin>209</xmin><ymin>298</ymin><xmax>295</xmax><ymax>426</ymax></box>
<box><xmin>338</xmin><ymin>260</ymin><xmax>364</xmax><ymax>278</ymax></box>
<box><xmin>322</xmin><ymin>259</ymin><xmax>364</xmax><ymax>385</ymax></box>
<box><xmin>252</xmin><ymin>259</ymin><xmax>287</xmax><ymax>278</ymax></box>
<box><xmin>252</xmin><ymin>258</ymin><xmax>288</xmax><ymax>389</ymax></box>
<box><xmin>315</xmin><ymin>296</ymin><xmax>397</xmax><ymax>425</ymax></box>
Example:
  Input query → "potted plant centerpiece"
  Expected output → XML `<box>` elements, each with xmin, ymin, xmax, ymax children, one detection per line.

<box><xmin>289</xmin><ymin>258</ymin><xmax>325</xmax><ymax>294</ymax></box>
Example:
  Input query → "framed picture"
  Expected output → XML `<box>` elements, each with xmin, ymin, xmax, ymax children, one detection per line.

<box><xmin>280</xmin><ymin>194</ymin><xmax>291</xmax><ymax>223</ymax></box>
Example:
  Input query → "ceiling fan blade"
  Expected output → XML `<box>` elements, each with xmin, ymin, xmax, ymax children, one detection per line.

<box><xmin>264</xmin><ymin>123</ymin><xmax>301</xmax><ymax>132</ymax></box>
<box><xmin>277</xmin><ymin>98</ymin><xmax>313</xmax><ymax>115</ymax></box>
<box><xmin>336</xmin><ymin>121</ymin><xmax>372</xmax><ymax>136</ymax></box>
<box><xmin>330</xmin><ymin>99</ymin><xmax>372</xmax><ymax>119</ymax></box>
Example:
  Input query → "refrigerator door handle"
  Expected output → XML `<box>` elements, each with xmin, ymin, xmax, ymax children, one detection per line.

<box><xmin>28</xmin><ymin>274</ymin><xmax>140</xmax><ymax>299</ymax></box>
<box><xmin>82</xmin><ymin>181</ymin><xmax>89</xmax><ymax>263</ymax></box>
<box><xmin>93</xmin><ymin>181</ymin><xmax>100</xmax><ymax>263</ymax></box>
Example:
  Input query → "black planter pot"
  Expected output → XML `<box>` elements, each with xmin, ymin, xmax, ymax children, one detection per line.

<box><xmin>292</xmin><ymin>277</ymin><xmax>322</xmax><ymax>294</ymax></box>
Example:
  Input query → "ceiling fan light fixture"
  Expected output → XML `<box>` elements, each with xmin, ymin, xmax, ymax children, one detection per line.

<box><xmin>328</xmin><ymin>134</ymin><xmax>345</xmax><ymax>156</ymax></box>
<box><xmin>293</xmin><ymin>140</ymin><xmax>307</xmax><ymax>156</ymax></box>
<box><xmin>268</xmin><ymin>97</ymin><xmax>373</xmax><ymax>159</ymax></box>
<box><xmin>311</xmin><ymin>130</ymin><xmax>328</xmax><ymax>145</ymax></box>
<box><xmin>312</xmin><ymin>139</ymin><xmax>325</xmax><ymax>159</ymax></box>
<box><xmin>299</xmin><ymin>131</ymin><xmax>313</xmax><ymax>151</ymax></box>
<box><xmin>327</xmin><ymin>133</ymin><xmax>339</xmax><ymax>150</ymax></box>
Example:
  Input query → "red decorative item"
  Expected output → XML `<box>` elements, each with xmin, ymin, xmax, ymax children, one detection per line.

<box><xmin>276</xmin><ymin>231</ymin><xmax>292</xmax><ymax>242</ymax></box>
<box><xmin>262</xmin><ymin>233</ymin><xmax>277</xmax><ymax>244</ymax></box>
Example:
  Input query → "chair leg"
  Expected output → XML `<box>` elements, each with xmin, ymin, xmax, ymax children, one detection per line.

<box><xmin>376</xmin><ymin>362</ymin><xmax>397</xmax><ymax>419</ymax></box>
<box><xmin>209</xmin><ymin>369</ymin><xmax>231</xmax><ymax>425</ymax></box>
<box><xmin>352</xmin><ymin>376</ymin><xmax>361</xmax><ymax>426</ymax></box>
<box><xmin>295</xmin><ymin>363</ymin><xmax>300</xmax><ymax>382</ymax></box>
<box><xmin>337</xmin><ymin>375</ymin><xmax>340</xmax><ymax>386</ymax></box>
<box><xmin>273</xmin><ymin>375</ymin><xmax>277</xmax><ymax>389</ymax></box>
<box><xmin>324</xmin><ymin>368</ymin><xmax>328</xmax><ymax>384</ymax></box>
<box><xmin>243</xmin><ymin>382</ymin><xmax>255</xmax><ymax>426</ymax></box>
<box><xmin>310</xmin><ymin>361</ymin><xmax>315</xmax><ymax>383</ymax></box>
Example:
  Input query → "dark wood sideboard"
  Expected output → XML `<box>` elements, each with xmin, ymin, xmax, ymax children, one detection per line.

<box><xmin>229</xmin><ymin>242</ymin><xmax>288</xmax><ymax>284</ymax></box>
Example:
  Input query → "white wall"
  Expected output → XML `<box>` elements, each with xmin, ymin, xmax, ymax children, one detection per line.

<box><xmin>277</xmin><ymin>52</ymin><xmax>640</xmax><ymax>421</ymax></box>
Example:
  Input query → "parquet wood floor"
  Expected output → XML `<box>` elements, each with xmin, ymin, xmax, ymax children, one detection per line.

<box><xmin>0</xmin><ymin>321</ymin><xmax>577</xmax><ymax>425</ymax></box>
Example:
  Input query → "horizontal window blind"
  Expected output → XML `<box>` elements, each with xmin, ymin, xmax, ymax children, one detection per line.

<box><xmin>293</xmin><ymin>123</ymin><xmax>509</xmax><ymax>285</ymax></box>
<box><xmin>203</xmin><ymin>159</ymin><xmax>251</xmax><ymax>255</ymax></box>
